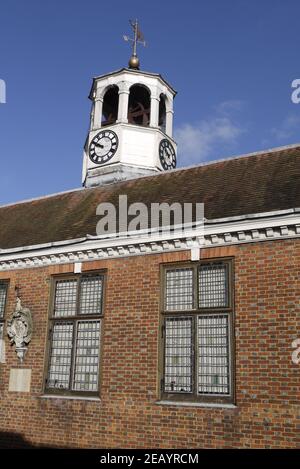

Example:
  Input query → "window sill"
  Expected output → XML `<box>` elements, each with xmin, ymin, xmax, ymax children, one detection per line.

<box><xmin>156</xmin><ymin>400</ymin><xmax>237</xmax><ymax>409</ymax></box>
<box><xmin>39</xmin><ymin>394</ymin><xmax>101</xmax><ymax>402</ymax></box>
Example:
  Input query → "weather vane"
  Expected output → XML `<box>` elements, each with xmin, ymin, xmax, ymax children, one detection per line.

<box><xmin>123</xmin><ymin>19</ymin><xmax>146</xmax><ymax>70</ymax></box>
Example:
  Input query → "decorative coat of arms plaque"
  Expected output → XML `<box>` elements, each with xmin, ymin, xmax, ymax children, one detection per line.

<box><xmin>7</xmin><ymin>297</ymin><xmax>33</xmax><ymax>363</ymax></box>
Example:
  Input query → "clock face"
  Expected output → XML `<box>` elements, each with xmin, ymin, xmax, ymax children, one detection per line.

<box><xmin>89</xmin><ymin>130</ymin><xmax>118</xmax><ymax>164</ymax></box>
<box><xmin>159</xmin><ymin>139</ymin><xmax>177</xmax><ymax>170</ymax></box>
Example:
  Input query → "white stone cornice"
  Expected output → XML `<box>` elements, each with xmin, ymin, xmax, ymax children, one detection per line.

<box><xmin>0</xmin><ymin>210</ymin><xmax>299</xmax><ymax>271</ymax></box>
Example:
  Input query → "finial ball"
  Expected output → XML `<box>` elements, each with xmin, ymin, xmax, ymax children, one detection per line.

<box><xmin>129</xmin><ymin>55</ymin><xmax>140</xmax><ymax>70</ymax></box>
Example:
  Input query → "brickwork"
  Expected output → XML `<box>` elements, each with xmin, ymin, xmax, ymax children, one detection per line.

<box><xmin>0</xmin><ymin>239</ymin><xmax>299</xmax><ymax>448</ymax></box>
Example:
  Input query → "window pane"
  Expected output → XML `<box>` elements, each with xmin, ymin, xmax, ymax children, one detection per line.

<box><xmin>79</xmin><ymin>275</ymin><xmax>103</xmax><ymax>315</ymax></box>
<box><xmin>165</xmin><ymin>268</ymin><xmax>194</xmax><ymax>311</ymax></box>
<box><xmin>199</xmin><ymin>264</ymin><xmax>228</xmax><ymax>308</ymax></box>
<box><xmin>164</xmin><ymin>317</ymin><xmax>193</xmax><ymax>393</ymax></box>
<box><xmin>0</xmin><ymin>283</ymin><xmax>7</xmax><ymax>318</ymax></box>
<box><xmin>72</xmin><ymin>320</ymin><xmax>101</xmax><ymax>392</ymax></box>
<box><xmin>47</xmin><ymin>322</ymin><xmax>73</xmax><ymax>389</ymax></box>
<box><xmin>54</xmin><ymin>279</ymin><xmax>77</xmax><ymax>317</ymax></box>
<box><xmin>198</xmin><ymin>314</ymin><xmax>230</xmax><ymax>395</ymax></box>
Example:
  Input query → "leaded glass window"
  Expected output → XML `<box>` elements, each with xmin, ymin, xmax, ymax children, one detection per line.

<box><xmin>199</xmin><ymin>263</ymin><xmax>228</xmax><ymax>308</ymax></box>
<box><xmin>165</xmin><ymin>268</ymin><xmax>194</xmax><ymax>311</ymax></box>
<box><xmin>0</xmin><ymin>282</ymin><xmax>7</xmax><ymax>319</ymax></box>
<box><xmin>46</xmin><ymin>273</ymin><xmax>104</xmax><ymax>395</ymax></box>
<box><xmin>162</xmin><ymin>260</ymin><xmax>233</xmax><ymax>403</ymax></box>
<box><xmin>0</xmin><ymin>282</ymin><xmax>8</xmax><ymax>364</ymax></box>
<box><xmin>164</xmin><ymin>317</ymin><xmax>193</xmax><ymax>393</ymax></box>
<box><xmin>198</xmin><ymin>314</ymin><xmax>230</xmax><ymax>395</ymax></box>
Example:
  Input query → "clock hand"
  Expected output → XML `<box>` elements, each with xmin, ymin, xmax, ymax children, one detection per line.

<box><xmin>94</xmin><ymin>142</ymin><xmax>104</xmax><ymax>149</ymax></box>
<box><xmin>165</xmin><ymin>148</ymin><xmax>171</xmax><ymax>158</ymax></box>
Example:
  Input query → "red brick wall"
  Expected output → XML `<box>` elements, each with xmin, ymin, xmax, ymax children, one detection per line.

<box><xmin>0</xmin><ymin>239</ymin><xmax>299</xmax><ymax>448</ymax></box>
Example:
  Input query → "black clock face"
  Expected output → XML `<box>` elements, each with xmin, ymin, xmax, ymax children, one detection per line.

<box><xmin>159</xmin><ymin>139</ymin><xmax>177</xmax><ymax>170</ymax></box>
<box><xmin>89</xmin><ymin>130</ymin><xmax>118</xmax><ymax>164</ymax></box>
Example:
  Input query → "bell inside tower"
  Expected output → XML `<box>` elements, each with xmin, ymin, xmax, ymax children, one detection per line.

<box><xmin>127</xmin><ymin>84</ymin><xmax>150</xmax><ymax>126</ymax></box>
<box><xmin>101</xmin><ymin>85</ymin><xmax>119</xmax><ymax>127</ymax></box>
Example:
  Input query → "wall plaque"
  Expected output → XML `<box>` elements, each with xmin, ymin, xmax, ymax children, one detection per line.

<box><xmin>9</xmin><ymin>368</ymin><xmax>31</xmax><ymax>392</ymax></box>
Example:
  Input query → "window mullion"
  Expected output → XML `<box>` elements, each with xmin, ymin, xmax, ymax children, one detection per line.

<box><xmin>194</xmin><ymin>265</ymin><xmax>198</xmax><ymax>310</ymax></box>
<box><xmin>193</xmin><ymin>315</ymin><xmax>198</xmax><ymax>397</ymax></box>
<box><xmin>70</xmin><ymin>318</ymin><xmax>78</xmax><ymax>392</ymax></box>
<box><xmin>50</xmin><ymin>281</ymin><xmax>57</xmax><ymax>319</ymax></box>
<box><xmin>66</xmin><ymin>277</ymin><xmax>78</xmax><ymax>392</ymax></box>
<box><xmin>193</xmin><ymin>266</ymin><xmax>198</xmax><ymax>397</ymax></box>
<box><xmin>70</xmin><ymin>277</ymin><xmax>81</xmax><ymax>391</ymax></box>
<box><xmin>76</xmin><ymin>276</ymin><xmax>81</xmax><ymax>316</ymax></box>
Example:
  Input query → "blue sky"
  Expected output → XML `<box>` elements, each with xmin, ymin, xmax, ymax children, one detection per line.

<box><xmin>0</xmin><ymin>0</ymin><xmax>299</xmax><ymax>205</ymax></box>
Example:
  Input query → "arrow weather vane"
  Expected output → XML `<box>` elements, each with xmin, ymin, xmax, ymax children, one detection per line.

<box><xmin>123</xmin><ymin>19</ymin><xmax>146</xmax><ymax>70</ymax></box>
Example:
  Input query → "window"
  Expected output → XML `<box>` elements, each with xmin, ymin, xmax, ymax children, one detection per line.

<box><xmin>128</xmin><ymin>84</ymin><xmax>150</xmax><ymax>126</ymax></box>
<box><xmin>45</xmin><ymin>273</ymin><xmax>104</xmax><ymax>396</ymax></box>
<box><xmin>0</xmin><ymin>281</ymin><xmax>8</xmax><ymax>340</ymax></box>
<box><xmin>101</xmin><ymin>85</ymin><xmax>119</xmax><ymax>127</ymax></box>
<box><xmin>0</xmin><ymin>282</ymin><xmax>8</xmax><ymax>362</ymax></box>
<box><xmin>161</xmin><ymin>260</ymin><xmax>234</xmax><ymax>404</ymax></box>
<box><xmin>159</xmin><ymin>94</ymin><xmax>166</xmax><ymax>133</ymax></box>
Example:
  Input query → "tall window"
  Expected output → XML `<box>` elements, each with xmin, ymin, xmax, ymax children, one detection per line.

<box><xmin>45</xmin><ymin>273</ymin><xmax>104</xmax><ymax>396</ymax></box>
<box><xmin>161</xmin><ymin>260</ymin><xmax>234</xmax><ymax>404</ymax></box>
<box><xmin>0</xmin><ymin>281</ymin><xmax>8</xmax><ymax>343</ymax></box>
<box><xmin>128</xmin><ymin>84</ymin><xmax>150</xmax><ymax>126</ymax></box>
<box><xmin>159</xmin><ymin>94</ymin><xmax>166</xmax><ymax>133</ymax></box>
<box><xmin>0</xmin><ymin>282</ymin><xmax>8</xmax><ymax>365</ymax></box>
<box><xmin>101</xmin><ymin>86</ymin><xmax>119</xmax><ymax>126</ymax></box>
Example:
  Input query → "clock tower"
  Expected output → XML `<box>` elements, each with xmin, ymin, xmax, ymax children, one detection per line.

<box><xmin>82</xmin><ymin>21</ymin><xmax>177</xmax><ymax>188</ymax></box>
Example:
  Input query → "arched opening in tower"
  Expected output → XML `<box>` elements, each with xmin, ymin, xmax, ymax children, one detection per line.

<box><xmin>159</xmin><ymin>94</ymin><xmax>167</xmax><ymax>133</ymax></box>
<box><xmin>102</xmin><ymin>86</ymin><xmax>119</xmax><ymax>126</ymax></box>
<box><xmin>128</xmin><ymin>85</ymin><xmax>150</xmax><ymax>126</ymax></box>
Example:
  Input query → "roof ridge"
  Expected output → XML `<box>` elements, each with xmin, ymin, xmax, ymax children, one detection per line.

<box><xmin>0</xmin><ymin>186</ymin><xmax>86</xmax><ymax>210</ymax></box>
<box><xmin>172</xmin><ymin>142</ymin><xmax>300</xmax><ymax>173</ymax></box>
<box><xmin>1</xmin><ymin>142</ymin><xmax>299</xmax><ymax>210</ymax></box>
<box><xmin>109</xmin><ymin>142</ymin><xmax>300</xmax><ymax>185</ymax></box>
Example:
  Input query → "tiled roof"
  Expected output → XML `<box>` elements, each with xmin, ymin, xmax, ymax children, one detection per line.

<box><xmin>0</xmin><ymin>145</ymin><xmax>299</xmax><ymax>250</ymax></box>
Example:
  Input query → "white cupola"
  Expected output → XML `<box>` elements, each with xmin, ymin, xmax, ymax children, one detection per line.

<box><xmin>82</xmin><ymin>21</ymin><xmax>177</xmax><ymax>187</ymax></box>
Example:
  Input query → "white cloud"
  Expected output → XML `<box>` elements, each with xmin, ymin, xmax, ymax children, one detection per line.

<box><xmin>215</xmin><ymin>99</ymin><xmax>244</xmax><ymax>116</ymax></box>
<box><xmin>270</xmin><ymin>114</ymin><xmax>300</xmax><ymax>141</ymax></box>
<box><xmin>175</xmin><ymin>102</ymin><xmax>245</xmax><ymax>165</ymax></box>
